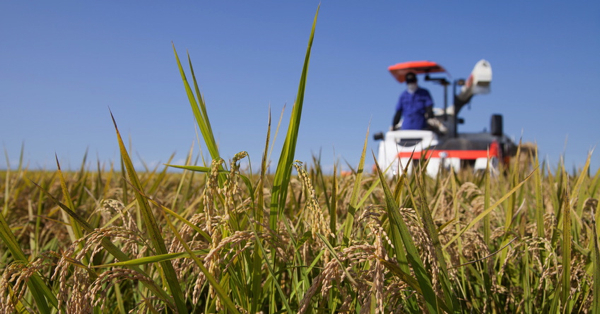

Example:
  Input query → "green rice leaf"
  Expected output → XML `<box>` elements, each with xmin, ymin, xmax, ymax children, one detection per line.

<box><xmin>343</xmin><ymin>126</ymin><xmax>369</xmax><ymax>244</ymax></box>
<box><xmin>534</xmin><ymin>147</ymin><xmax>545</xmax><ymax>240</ymax></box>
<box><xmin>92</xmin><ymin>249</ymin><xmax>209</xmax><ymax>268</ymax></box>
<box><xmin>172</xmin><ymin>45</ymin><xmax>221</xmax><ymax>165</ymax></box>
<box><xmin>110</xmin><ymin>112</ymin><xmax>188</xmax><ymax>314</ymax></box>
<box><xmin>379</xmin><ymin>258</ymin><xmax>451</xmax><ymax>313</ymax></box>
<box><xmin>413</xmin><ymin>174</ymin><xmax>458</xmax><ymax>312</ymax></box>
<box><xmin>373</xmin><ymin>154</ymin><xmax>439</xmax><ymax>313</ymax></box>
<box><xmin>269</xmin><ymin>5</ymin><xmax>319</xmax><ymax>230</ymax></box>
<box><xmin>0</xmin><ymin>209</ymin><xmax>56</xmax><ymax>312</ymax></box>
<box><xmin>55</xmin><ymin>157</ymin><xmax>85</xmax><ymax>244</ymax></box>
<box><xmin>250</xmin><ymin>220</ymin><xmax>293</xmax><ymax>313</ymax></box>
<box><xmin>166</xmin><ymin>164</ymin><xmax>256</xmax><ymax>205</ymax></box>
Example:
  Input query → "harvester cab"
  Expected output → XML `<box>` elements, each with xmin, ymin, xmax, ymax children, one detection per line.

<box><xmin>373</xmin><ymin>59</ymin><xmax>517</xmax><ymax>177</ymax></box>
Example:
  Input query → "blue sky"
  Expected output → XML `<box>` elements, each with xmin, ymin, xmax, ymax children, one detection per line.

<box><xmin>1</xmin><ymin>1</ymin><xmax>599</xmax><ymax>173</ymax></box>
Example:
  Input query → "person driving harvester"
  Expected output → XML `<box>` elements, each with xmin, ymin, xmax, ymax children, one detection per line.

<box><xmin>391</xmin><ymin>72</ymin><xmax>435</xmax><ymax>131</ymax></box>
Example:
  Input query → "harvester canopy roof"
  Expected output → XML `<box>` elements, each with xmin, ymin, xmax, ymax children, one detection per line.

<box><xmin>388</xmin><ymin>60</ymin><xmax>447</xmax><ymax>83</ymax></box>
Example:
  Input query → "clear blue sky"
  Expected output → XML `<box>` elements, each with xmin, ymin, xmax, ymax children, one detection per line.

<box><xmin>1</xmin><ymin>1</ymin><xmax>599</xmax><ymax>173</ymax></box>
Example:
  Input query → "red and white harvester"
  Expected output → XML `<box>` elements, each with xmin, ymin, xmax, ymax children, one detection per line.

<box><xmin>373</xmin><ymin>60</ymin><xmax>517</xmax><ymax>177</ymax></box>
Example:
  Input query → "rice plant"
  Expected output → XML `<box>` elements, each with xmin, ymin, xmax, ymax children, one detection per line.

<box><xmin>1</xmin><ymin>6</ymin><xmax>599</xmax><ymax>313</ymax></box>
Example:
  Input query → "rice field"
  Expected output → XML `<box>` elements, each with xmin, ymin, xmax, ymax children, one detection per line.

<box><xmin>1</xmin><ymin>8</ymin><xmax>599</xmax><ymax>314</ymax></box>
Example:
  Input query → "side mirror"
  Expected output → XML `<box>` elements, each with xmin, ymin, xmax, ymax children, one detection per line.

<box><xmin>373</xmin><ymin>132</ymin><xmax>384</xmax><ymax>141</ymax></box>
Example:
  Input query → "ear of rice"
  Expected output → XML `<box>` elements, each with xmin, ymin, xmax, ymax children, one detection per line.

<box><xmin>0</xmin><ymin>204</ymin><xmax>56</xmax><ymax>312</ymax></box>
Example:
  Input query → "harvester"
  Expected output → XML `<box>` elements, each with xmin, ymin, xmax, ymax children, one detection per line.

<box><xmin>373</xmin><ymin>60</ymin><xmax>517</xmax><ymax>177</ymax></box>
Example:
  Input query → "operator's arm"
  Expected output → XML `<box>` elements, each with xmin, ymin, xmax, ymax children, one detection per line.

<box><xmin>425</xmin><ymin>106</ymin><xmax>434</xmax><ymax>119</ymax></box>
<box><xmin>392</xmin><ymin>94</ymin><xmax>403</xmax><ymax>130</ymax></box>
<box><xmin>392</xmin><ymin>109</ymin><xmax>402</xmax><ymax>129</ymax></box>
<box><xmin>423</xmin><ymin>89</ymin><xmax>434</xmax><ymax>119</ymax></box>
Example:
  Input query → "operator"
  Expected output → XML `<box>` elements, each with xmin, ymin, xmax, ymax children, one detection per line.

<box><xmin>392</xmin><ymin>72</ymin><xmax>434</xmax><ymax>130</ymax></box>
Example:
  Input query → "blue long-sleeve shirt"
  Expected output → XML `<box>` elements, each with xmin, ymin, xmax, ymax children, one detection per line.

<box><xmin>394</xmin><ymin>88</ymin><xmax>434</xmax><ymax>130</ymax></box>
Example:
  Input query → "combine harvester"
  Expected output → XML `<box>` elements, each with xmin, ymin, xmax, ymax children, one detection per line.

<box><xmin>373</xmin><ymin>60</ymin><xmax>517</xmax><ymax>177</ymax></box>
